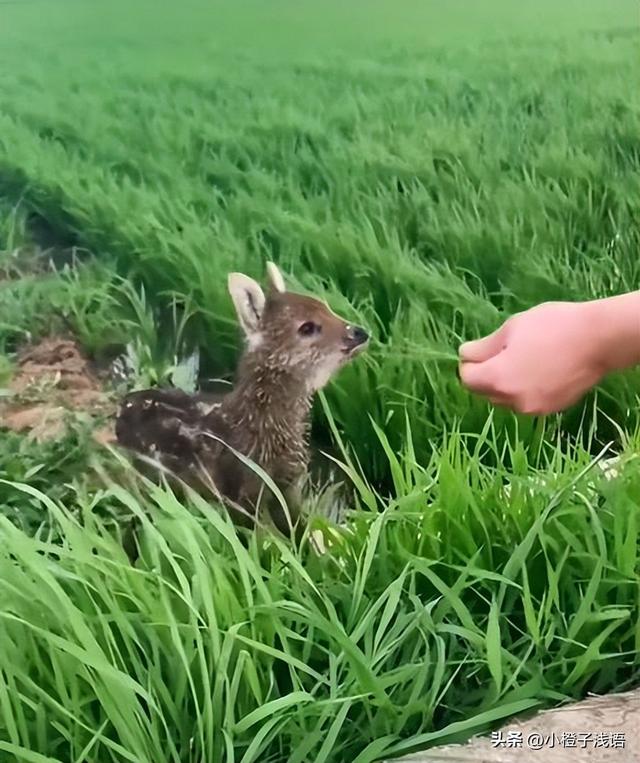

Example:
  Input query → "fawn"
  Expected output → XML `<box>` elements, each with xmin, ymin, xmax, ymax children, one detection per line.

<box><xmin>115</xmin><ymin>262</ymin><xmax>369</xmax><ymax>537</ymax></box>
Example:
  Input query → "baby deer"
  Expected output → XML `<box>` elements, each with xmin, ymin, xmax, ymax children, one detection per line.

<box><xmin>115</xmin><ymin>262</ymin><xmax>369</xmax><ymax>537</ymax></box>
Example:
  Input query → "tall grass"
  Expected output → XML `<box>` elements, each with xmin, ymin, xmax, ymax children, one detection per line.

<box><xmin>0</xmin><ymin>3</ymin><xmax>638</xmax><ymax>759</ymax></box>
<box><xmin>0</xmin><ymin>1</ymin><xmax>639</xmax><ymax>478</ymax></box>
<box><xmin>0</xmin><ymin>423</ymin><xmax>638</xmax><ymax>763</ymax></box>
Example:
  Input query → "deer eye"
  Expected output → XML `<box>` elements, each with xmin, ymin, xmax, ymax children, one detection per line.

<box><xmin>298</xmin><ymin>321</ymin><xmax>321</xmax><ymax>337</ymax></box>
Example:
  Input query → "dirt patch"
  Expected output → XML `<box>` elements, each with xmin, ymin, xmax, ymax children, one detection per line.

<box><xmin>0</xmin><ymin>336</ymin><xmax>116</xmax><ymax>443</ymax></box>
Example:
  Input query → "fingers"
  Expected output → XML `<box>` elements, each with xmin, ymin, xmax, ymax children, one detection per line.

<box><xmin>460</xmin><ymin>360</ymin><xmax>550</xmax><ymax>415</ymax></box>
<box><xmin>459</xmin><ymin>325</ymin><xmax>508</xmax><ymax>363</ymax></box>
<box><xmin>459</xmin><ymin>353</ymin><xmax>520</xmax><ymax>412</ymax></box>
<box><xmin>458</xmin><ymin>354</ymin><xmax>505</xmax><ymax>397</ymax></box>
<box><xmin>458</xmin><ymin>325</ymin><xmax>514</xmax><ymax>409</ymax></box>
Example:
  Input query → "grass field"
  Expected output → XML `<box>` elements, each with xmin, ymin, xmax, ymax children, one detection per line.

<box><xmin>0</xmin><ymin>1</ymin><xmax>638</xmax><ymax>761</ymax></box>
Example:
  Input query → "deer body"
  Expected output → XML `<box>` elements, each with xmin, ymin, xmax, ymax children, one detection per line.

<box><xmin>115</xmin><ymin>263</ymin><xmax>368</xmax><ymax>536</ymax></box>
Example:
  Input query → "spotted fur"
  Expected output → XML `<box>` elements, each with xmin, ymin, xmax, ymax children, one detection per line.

<box><xmin>115</xmin><ymin>262</ymin><xmax>369</xmax><ymax>538</ymax></box>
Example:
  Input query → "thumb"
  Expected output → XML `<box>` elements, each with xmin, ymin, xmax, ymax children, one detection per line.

<box><xmin>459</xmin><ymin>325</ymin><xmax>507</xmax><ymax>363</ymax></box>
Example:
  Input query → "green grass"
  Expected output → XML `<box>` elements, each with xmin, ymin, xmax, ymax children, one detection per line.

<box><xmin>0</xmin><ymin>1</ymin><xmax>638</xmax><ymax>761</ymax></box>
<box><xmin>0</xmin><ymin>0</ymin><xmax>639</xmax><ymax>478</ymax></box>
<box><xmin>0</xmin><ymin>425</ymin><xmax>638</xmax><ymax>763</ymax></box>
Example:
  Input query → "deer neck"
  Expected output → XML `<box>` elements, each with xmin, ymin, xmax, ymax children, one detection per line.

<box><xmin>218</xmin><ymin>352</ymin><xmax>313</xmax><ymax>473</ymax></box>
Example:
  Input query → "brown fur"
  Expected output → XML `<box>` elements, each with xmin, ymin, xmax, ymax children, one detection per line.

<box><xmin>115</xmin><ymin>263</ymin><xmax>368</xmax><ymax>537</ymax></box>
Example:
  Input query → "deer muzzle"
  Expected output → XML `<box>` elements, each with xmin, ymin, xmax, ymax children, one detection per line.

<box><xmin>343</xmin><ymin>325</ymin><xmax>369</xmax><ymax>355</ymax></box>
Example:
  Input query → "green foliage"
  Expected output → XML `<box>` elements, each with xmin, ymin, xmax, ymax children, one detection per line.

<box><xmin>0</xmin><ymin>422</ymin><xmax>110</xmax><ymax>537</ymax></box>
<box><xmin>0</xmin><ymin>427</ymin><xmax>638</xmax><ymax>763</ymax></box>
<box><xmin>0</xmin><ymin>1</ymin><xmax>638</xmax><ymax>761</ymax></box>
<box><xmin>0</xmin><ymin>1</ymin><xmax>638</xmax><ymax>477</ymax></box>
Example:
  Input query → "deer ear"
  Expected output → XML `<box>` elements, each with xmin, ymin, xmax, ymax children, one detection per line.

<box><xmin>228</xmin><ymin>273</ymin><xmax>266</xmax><ymax>339</ymax></box>
<box><xmin>266</xmin><ymin>261</ymin><xmax>286</xmax><ymax>294</ymax></box>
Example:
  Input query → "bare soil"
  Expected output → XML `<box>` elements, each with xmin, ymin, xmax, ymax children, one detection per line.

<box><xmin>0</xmin><ymin>336</ymin><xmax>116</xmax><ymax>443</ymax></box>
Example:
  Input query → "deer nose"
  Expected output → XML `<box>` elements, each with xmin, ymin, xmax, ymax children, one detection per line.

<box><xmin>347</xmin><ymin>325</ymin><xmax>369</xmax><ymax>346</ymax></box>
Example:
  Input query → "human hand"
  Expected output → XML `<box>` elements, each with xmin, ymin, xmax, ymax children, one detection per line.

<box><xmin>458</xmin><ymin>301</ymin><xmax>608</xmax><ymax>415</ymax></box>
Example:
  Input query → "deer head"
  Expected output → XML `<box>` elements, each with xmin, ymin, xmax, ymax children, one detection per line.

<box><xmin>227</xmin><ymin>262</ymin><xmax>368</xmax><ymax>392</ymax></box>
